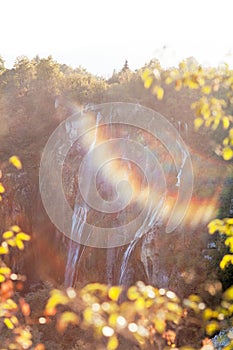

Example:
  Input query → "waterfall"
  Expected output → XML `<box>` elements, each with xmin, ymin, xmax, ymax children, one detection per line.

<box><xmin>64</xmin><ymin>111</ymin><xmax>102</xmax><ymax>287</ymax></box>
<box><xmin>118</xmin><ymin>145</ymin><xmax>164</xmax><ymax>286</ymax></box>
<box><xmin>61</xmin><ymin>103</ymin><xmax>192</xmax><ymax>288</ymax></box>
<box><xmin>118</xmin><ymin>197</ymin><xmax>164</xmax><ymax>285</ymax></box>
<box><xmin>64</xmin><ymin>205</ymin><xmax>87</xmax><ymax>287</ymax></box>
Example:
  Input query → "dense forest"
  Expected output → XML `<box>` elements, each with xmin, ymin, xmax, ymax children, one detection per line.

<box><xmin>0</xmin><ymin>54</ymin><xmax>233</xmax><ymax>349</ymax></box>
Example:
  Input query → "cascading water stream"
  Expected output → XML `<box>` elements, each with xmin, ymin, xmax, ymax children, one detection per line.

<box><xmin>118</xmin><ymin>146</ymin><xmax>165</xmax><ymax>286</ymax></box>
<box><xmin>64</xmin><ymin>112</ymin><xmax>102</xmax><ymax>287</ymax></box>
<box><xmin>118</xmin><ymin>120</ymin><xmax>190</xmax><ymax>287</ymax></box>
<box><xmin>118</xmin><ymin>197</ymin><xmax>164</xmax><ymax>285</ymax></box>
<box><xmin>64</xmin><ymin>206</ymin><xmax>87</xmax><ymax>286</ymax></box>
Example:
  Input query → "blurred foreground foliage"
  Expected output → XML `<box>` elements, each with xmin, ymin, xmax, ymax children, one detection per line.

<box><xmin>0</xmin><ymin>160</ymin><xmax>227</xmax><ymax>350</ymax></box>
<box><xmin>142</xmin><ymin>58</ymin><xmax>233</xmax><ymax>160</ymax></box>
<box><xmin>0</xmin><ymin>158</ymin><xmax>44</xmax><ymax>350</ymax></box>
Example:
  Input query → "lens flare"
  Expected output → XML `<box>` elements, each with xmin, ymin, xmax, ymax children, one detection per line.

<box><xmin>40</xmin><ymin>103</ymin><xmax>194</xmax><ymax>248</ymax></box>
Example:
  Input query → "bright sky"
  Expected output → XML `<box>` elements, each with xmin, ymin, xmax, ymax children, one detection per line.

<box><xmin>1</xmin><ymin>0</ymin><xmax>233</xmax><ymax>76</ymax></box>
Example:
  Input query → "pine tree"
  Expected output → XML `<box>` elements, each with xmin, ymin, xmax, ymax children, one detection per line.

<box><xmin>122</xmin><ymin>59</ymin><xmax>129</xmax><ymax>71</ymax></box>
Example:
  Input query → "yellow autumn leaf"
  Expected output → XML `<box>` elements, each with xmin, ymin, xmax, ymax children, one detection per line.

<box><xmin>154</xmin><ymin>318</ymin><xmax>165</xmax><ymax>333</ymax></box>
<box><xmin>57</xmin><ymin>311</ymin><xmax>79</xmax><ymax>332</ymax></box>
<box><xmin>134</xmin><ymin>297</ymin><xmax>145</xmax><ymax>311</ymax></box>
<box><xmin>212</xmin><ymin>118</ymin><xmax>220</xmax><ymax>130</ymax></box>
<box><xmin>189</xmin><ymin>294</ymin><xmax>201</xmax><ymax>303</ymax></box>
<box><xmin>108</xmin><ymin>313</ymin><xmax>118</xmax><ymax>327</ymax></box>
<box><xmin>10</xmin><ymin>225</ymin><xmax>21</xmax><ymax>233</ymax></box>
<box><xmin>165</xmin><ymin>76</ymin><xmax>173</xmax><ymax>84</ymax></box>
<box><xmin>225</xmin><ymin>237</ymin><xmax>233</xmax><ymax>252</ymax></box>
<box><xmin>222</xmin><ymin>116</ymin><xmax>230</xmax><ymax>129</ymax></box>
<box><xmin>202</xmin><ymin>85</ymin><xmax>212</xmax><ymax>94</ymax></box>
<box><xmin>144</xmin><ymin>76</ymin><xmax>153</xmax><ymax>89</ymax></box>
<box><xmin>83</xmin><ymin>307</ymin><xmax>93</xmax><ymax>323</ymax></box>
<box><xmin>166</xmin><ymin>301</ymin><xmax>182</xmax><ymax>313</ymax></box>
<box><xmin>208</xmin><ymin>219</ymin><xmax>224</xmax><ymax>234</ymax></box>
<box><xmin>46</xmin><ymin>290</ymin><xmax>69</xmax><ymax>311</ymax></box>
<box><xmin>9</xmin><ymin>156</ymin><xmax>22</xmax><ymax>170</ymax></box>
<box><xmin>223</xmin><ymin>137</ymin><xmax>229</xmax><ymax>146</ymax></box>
<box><xmin>179</xmin><ymin>61</ymin><xmax>186</xmax><ymax>70</ymax></box>
<box><xmin>203</xmin><ymin>308</ymin><xmax>213</xmax><ymax>320</ymax></box>
<box><xmin>229</xmin><ymin>128</ymin><xmax>233</xmax><ymax>139</ymax></box>
<box><xmin>194</xmin><ymin>118</ymin><xmax>204</xmax><ymax>130</ymax></box>
<box><xmin>127</xmin><ymin>286</ymin><xmax>140</xmax><ymax>300</ymax></box>
<box><xmin>3</xmin><ymin>299</ymin><xmax>18</xmax><ymax>310</ymax></box>
<box><xmin>223</xmin><ymin>285</ymin><xmax>233</xmax><ymax>300</ymax></box>
<box><xmin>156</xmin><ymin>86</ymin><xmax>164</xmax><ymax>100</ymax></box>
<box><xmin>15</xmin><ymin>238</ymin><xmax>24</xmax><ymax>250</ymax></box>
<box><xmin>7</xmin><ymin>239</ymin><xmax>16</xmax><ymax>247</ymax></box>
<box><xmin>82</xmin><ymin>283</ymin><xmax>108</xmax><ymax>295</ymax></box>
<box><xmin>0</xmin><ymin>183</ymin><xmax>5</xmax><ymax>194</ymax></box>
<box><xmin>222</xmin><ymin>147</ymin><xmax>233</xmax><ymax>160</ymax></box>
<box><xmin>0</xmin><ymin>274</ymin><xmax>6</xmax><ymax>282</ymax></box>
<box><xmin>201</xmin><ymin>103</ymin><xmax>211</xmax><ymax>119</ymax></box>
<box><xmin>10</xmin><ymin>316</ymin><xmax>18</xmax><ymax>326</ymax></box>
<box><xmin>187</xmin><ymin>79</ymin><xmax>199</xmax><ymax>89</ymax></box>
<box><xmin>4</xmin><ymin>317</ymin><xmax>14</xmax><ymax>329</ymax></box>
<box><xmin>16</xmin><ymin>232</ymin><xmax>30</xmax><ymax>241</ymax></box>
<box><xmin>0</xmin><ymin>267</ymin><xmax>11</xmax><ymax>275</ymax></box>
<box><xmin>60</xmin><ymin>311</ymin><xmax>79</xmax><ymax>324</ymax></box>
<box><xmin>141</xmin><ymin>68</ymin><xmax>151</xmax><ymax>81</ymax></box>
<box><xmin>2</xmin><ymin>230</ymin><xmax>14</xmax><ymax>239</ymax></box>
<box><xmin>107</xmin><ymin>335</ymin><xmax>119</xmax><ymax>350</ymax></box>
<box><xmin>220</xmin><ymin>255</ymin><xmax>233</xmax><ymax>270</ymax></box>
<box><xmin>0</xmin><ymin>246</ymin><xmax>9</xmax><ymax>255</ymax></box>
<box><xmin>206</xmin><ymin>321</ymin><xmax>220</xmax><ymax>336</ymax></box>
<box><xmin>108</xmin><ymin>286</ymin><xmax>122</xmax><ymax>302</ymax></box>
